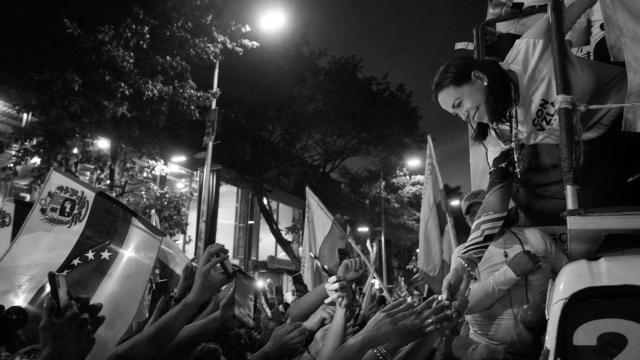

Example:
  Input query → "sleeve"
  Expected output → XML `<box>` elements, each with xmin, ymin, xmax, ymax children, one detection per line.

<box><xmin>459</xmin><ymin>180</ymin><xmax>512</xmax><ymax>261</ymax></box>
<box><xmin>466</xmin><ymin>265</ymin><xmax>519</xmax><ymax>314</ymax></box>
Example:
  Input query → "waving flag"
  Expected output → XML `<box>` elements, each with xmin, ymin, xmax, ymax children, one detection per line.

<box><xmin>0</xmin><ymin>169</ymin><xmax>164</xmax><ymax>360</ymax></box>
<box><xmin>301</xmin><ymin>187</ymin><xmax>347</xmax><ymax>289</ymax></box>
<box><xmin>417</xmin><ymin>136</ymin><xmax>457</xmax><ymax>293</ymax></box>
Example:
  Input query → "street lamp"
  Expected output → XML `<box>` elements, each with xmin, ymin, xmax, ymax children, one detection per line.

<box><xmin>356</xmin><ymin>226</ymin><xmax>370</xmax><ymax>233</ymax></box>
<box><xmin>96</xmin><ymin>137</ymin><xmax>110</xmax><ymax>150</ymax></box>
<box><xmin>449</xmin><ymin>198</ymin><xmax>461</xmax><ymax>207</ymax></box>
<box><xmin>258</xmin><ymin>9</ymin><xmax>287</xmax><ymax>33</ymax></box>
<box><xmin>198</xmin><ymin>8</ymin><xmax>288</xmax><ymax>255</ymax></box>
<box><xmin>405</xmin><ymin>157</ymin><xmax>421</xmax><ymax>169</ymax></box>
<box><xmin>171</xmin><ymin>155</ymin><xmax>187</xmax><ymax>163</ymax></box>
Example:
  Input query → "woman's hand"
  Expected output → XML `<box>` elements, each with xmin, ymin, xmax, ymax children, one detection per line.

<box><xmin>187</xmin><ymin>244</ymin><xmax>232</xmax><ymax>305</ymax></box>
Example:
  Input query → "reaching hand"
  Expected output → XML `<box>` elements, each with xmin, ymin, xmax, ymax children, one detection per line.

<box><xmin>174</xmin><ymin>262</ymin><xmax>195</xmax><ymax>303</ymax></box>
<box><xmin>507</xmin><ymin>250</ymin><xmax>541</xmax><ymax>277</ymax></box>
<box><xmin>324</xmin><ymin>276</ymin><xmax>354</xmax><ymax>308</ymax></box>
<box><xmin>338</xmin><ymin>258</ymin><xmax>366</xmax><ymax>282</ymax></box>
<box><xmin>262</xmin><ymin>322</ymin><xmax>308</xmax><ymax>359</ymax></box>
<box><xmin>303</xmin><ymin>304</ymin><xmax>335</xmax><ymax>331</ymax></box>
<box><xmin>188</xmin><ymin>244</ymin><xmax>232</xmax><ymax>305</ymax></box>
<box><xmin>441</xmin><ymin>262</ymin><xmax>465</xmax><ymax>301</ymax></box>
<box><xmin>357</xmin><ymin>299</ymin><xmax>416</xmax><ymax>346</ymax></box>
<box><xmin>39</xmin><ymin>295</ymin><xmax>105</xmax><ymax>360</ymax></box>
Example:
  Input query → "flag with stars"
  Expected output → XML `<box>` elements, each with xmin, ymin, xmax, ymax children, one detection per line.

<box><xmin>0</xmin><ymin>169</ymin><xmax>165</xmax><ymax>360</ymax></box>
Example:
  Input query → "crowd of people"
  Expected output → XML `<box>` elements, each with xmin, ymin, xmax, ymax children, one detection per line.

<box><xmin>2</xmin><ymin>0</ymin><xmax>639</xmax><ymax>358</ymax></box>
<box><xmin>1</xmin><ymin>244</ymin><xmax>467</xmax><ymax>360</ymax></box>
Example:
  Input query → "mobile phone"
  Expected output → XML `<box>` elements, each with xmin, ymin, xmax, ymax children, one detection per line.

<box><xmin>47</xmin><ymin>271</ymin><xmax>69</xmax><ymax>316</ymax></box>
<box><xmin>215</xmin><ymin>253</ymin><xmax>233</xmax><ymax>277</ymax></box>
<box><xmin>232</xmin><ymin>270</ymin><xmax>256</xmax><ymax>328</ymax></box>
<box><xmin>150</xmin><ymin>279</ymin><xmax>169</xmax><ymax>313</ymax></box>
<box><xmin>309</xmin><ymin>252</ymin><xmax>334</xmax><ymax>278</ymax></box>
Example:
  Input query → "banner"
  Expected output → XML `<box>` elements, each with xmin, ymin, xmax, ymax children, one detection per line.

<box><xmin>417</xmin><ymin>136</ymin><xmax>457</xmax><ymax>293</ymax></box>
<box><xmin>301</xmin><ymin>187</ymin><xmax>347</xmax><ymax>289</ymax></box>
<box><xmin>0</xmin><ymin>169</ymin><xmax>165</xmax><ymax>360</ymax></box>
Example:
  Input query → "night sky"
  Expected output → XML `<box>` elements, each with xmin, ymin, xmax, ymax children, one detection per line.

<box><xmin>231</xmin><ymin>0</ymin><xmax>487</xmax><ymax>191</ymax></box>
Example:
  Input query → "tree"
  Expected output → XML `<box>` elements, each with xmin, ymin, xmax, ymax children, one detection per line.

<box><xmin>0</xmin><ymin>0</ymin><xmax>257</xmax><ymax>239</ymax></box>
<box><xmin>1</xmin><ymin>0</ymin><xmax>256</xmax><ymax>180</ymax></box>
<box><xmin>208</xmin><ymin>43</ymin><xmax>423</xmax><ymax>268</ymax></box>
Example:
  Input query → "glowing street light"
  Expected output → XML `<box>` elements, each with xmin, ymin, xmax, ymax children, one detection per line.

<box><xmin>96</xmin><ymin>137</ymin><xmax>110</xmax><ymax>150</ymax></box>
<box><xmin>406</xmin><ymin>158</ymin><xmax>421</xmax><ymax>169</ymax></box>
<box><xmin>449</xmin><ymin>199</ymin><xmax>461</xmax><ymax>207</ymax></box>
<box><xmin>171</xmin><ymin>155</ymin><xmax>187</xmax><ymax>163</ymax></box>
<box><xmin>176</xmin><ymin>182</ymin><xmax>186</xmax><ymax>190</ymax></box>
<box><xmin>357</xmin><ymin>226</ymin><xmax>370</xmax><ymax>233</ymax></box>
<box><xmin>258</xmin><ymin>8</ymin><xmax>287</xmax><ymax>33</ymax></box>
<box><xmin>72</xmin><ymin>147</ymin><xmax>79</xmax><ymax>154</ymax></box>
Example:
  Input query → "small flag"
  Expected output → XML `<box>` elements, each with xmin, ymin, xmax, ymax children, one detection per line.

<box><xmin>301</xmin><ymin>187</ymin><xmax>347</xmax><ymax>289</ymax></box>
<box><xmin>0</xmin><ymin>169</ymin><xmax>165</xmax><ymax>360</ymax></box>
<box><xmin>417</xmin><ymin>136</ymin><xmax>457</xmax><ymax>293</ymax></box>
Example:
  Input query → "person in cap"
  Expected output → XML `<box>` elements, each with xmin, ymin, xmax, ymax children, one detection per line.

<box><xmin>452</xmin><ymin>192</ymin><xmax>568</xmax><ymax>360</ymax></box>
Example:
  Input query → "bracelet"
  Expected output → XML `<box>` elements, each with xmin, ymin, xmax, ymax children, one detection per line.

<box><xmin>457</xmin><ymin>255</ymin><xmax>478</xmax><ymax>280</ymax></box>
<box><xmin>374</xmin><ymin>346</ymin><xmax>390</xmax><ymax>360</ymax></box>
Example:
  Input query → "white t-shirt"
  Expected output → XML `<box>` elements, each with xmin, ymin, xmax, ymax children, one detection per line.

<box><xmin>459</xmin><ymin>228</ymin><xmax>568</xmax><ymax>350</ymax></box>
<box><xmin>494</xmin><ymin>37</ymin><xmax>626</xmax><ymax>147</ymax></box>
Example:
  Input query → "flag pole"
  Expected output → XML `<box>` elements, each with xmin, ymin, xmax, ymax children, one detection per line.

<box><xmin>428</xmin><ymin>136</ymin><xmax>458</xmax><ymax>248</ymax></box>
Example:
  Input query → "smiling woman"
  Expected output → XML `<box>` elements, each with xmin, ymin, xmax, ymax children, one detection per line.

<box><xmin>432</xmin><ymin>57</ymin><xmax>516</xmax><ymax>144</ymax></box>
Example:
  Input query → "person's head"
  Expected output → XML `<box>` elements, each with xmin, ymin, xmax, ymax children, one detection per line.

<box><xmin>461</xmin><ymin>190</ymin><xmax>487</xmax><ymax>226</ymax></box>
<box><xmin>432</xmin><ymin>56</ymin><xmax>515</xmax><ymax>142</ymax></box>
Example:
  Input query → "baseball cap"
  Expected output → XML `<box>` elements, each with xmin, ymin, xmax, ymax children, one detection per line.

<box><xmin>461</xmin><ymin>190</ymin><xmax>487</xmax><ymax>215</ymax></box>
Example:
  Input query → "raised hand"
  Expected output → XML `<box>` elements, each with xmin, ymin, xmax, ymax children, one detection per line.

<box><xmin>324</xmin><ymin>275</ymin><xmax>353</xmax><ymax>308</ymax></box>
<box><xmin>173</xmin><ymin>262</ymin><xmax>195</xmax><ymax>303</ymax></box>
<box><xmin>357</xmin><ymin>300</ymin><xmax>416</xmax><ymax>346</ymax></box>
<box><xmin>337</xmin><ymin>258</ymin><xmax>366</xmax><ymax>282</ymax></box>
<box><xmin>188</xmin><ymin>244</ymin><xmax>232</xmax><ymax>305</ymax></box>
<box><xmin>262</xmin><ymin>322</ymin><xmax>308</xmax><ymax>359</ymax></box>
<box><xmin>303</xmin><ymin>304</ymin><xmax>335</xmax><ymax>331</ymax></box>
<box><xmin>39</xmin><ymin>295</ymin><xmax>105</xmax><ymax>360</ymax></box>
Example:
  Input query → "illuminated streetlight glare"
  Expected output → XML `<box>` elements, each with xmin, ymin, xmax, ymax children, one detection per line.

<box><xmin>258</xmin><ymin>8</ymin><xmax>287</xmax><ymax>33</ymax></box>
<box><xmin>72</xmin><ymin>147</ymin><xmax>79</xmax><ymax>154</ymax></box>
<box><xmin>406</xmin><ymin>158</ymin><xmax>421</xmax><ymax>169</ymax></box>
<box><xmin>357</xmin><ymin>226</ymin><xmax>370</xmax><ymax>233</ymax></box>
<box><xmin>96</xmin><ymin>138</ymin><xmax>110</xmax><ymax>150</ymax></box>
<box><xmin>171</xmin><ymin>155</ymin><xmax>187</xmax><ymax>163</ymax></box>
<box><xmin>449</xmin><ymin>199</ymin><xmax>461</xmax><ymax>207</ymax></box>
<box><xmin>176</xmin><ymin>182</ymin><xmax>186</xmax><ymax>190</ymax></box>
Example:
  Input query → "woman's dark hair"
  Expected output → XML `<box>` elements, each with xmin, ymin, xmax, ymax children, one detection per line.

<box><xmin>432</xmin><ymin>56</ymin><xmax>516</xmax><ymax>142</ymax></box>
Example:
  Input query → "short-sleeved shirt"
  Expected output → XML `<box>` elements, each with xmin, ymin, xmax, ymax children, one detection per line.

<box><xmin>493</xmin><ymin>37</ymin><xmax>626</xmax><ymax>146</ymax></box>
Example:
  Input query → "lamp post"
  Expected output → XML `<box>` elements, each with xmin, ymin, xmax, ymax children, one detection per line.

<box><xmin>379</xmin><ymin>157</ymin><xmax>422</xmax><ymax>288</ymax></box>
<box><xmin>197</xmin><ymin>8</ymin><xmax>288</xmax><ymax>255</ymax></box>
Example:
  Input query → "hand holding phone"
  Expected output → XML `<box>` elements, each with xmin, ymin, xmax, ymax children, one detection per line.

<box><xmin>309</xmin><ymin>252</ymin><xmax>334</xmax><ymax>278</ymax></box>
<box><xmin>47</xmin><ymin>271</ymin><xmax>69</xmax><ymax>317</ymax></box>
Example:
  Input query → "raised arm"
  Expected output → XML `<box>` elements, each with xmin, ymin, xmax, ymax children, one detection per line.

<box><xmin>104</xmin><ymin>245</ymin><xmax>230</xmax><ymax>360</ymax></box>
